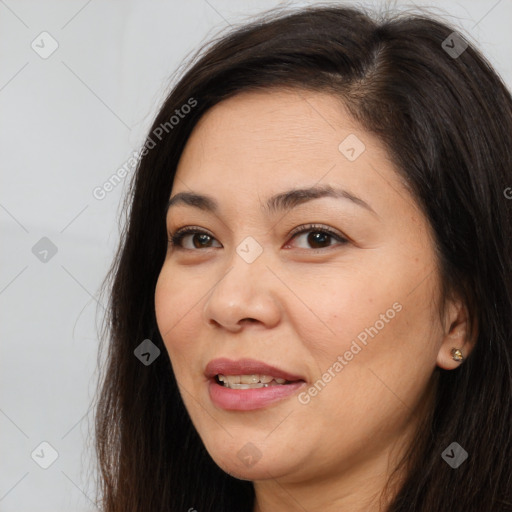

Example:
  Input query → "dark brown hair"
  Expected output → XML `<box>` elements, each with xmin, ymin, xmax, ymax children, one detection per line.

<box><xmin>94</xmin><ymin>4</ymin><xmax>512</xmax><ymax>511</ymax></box>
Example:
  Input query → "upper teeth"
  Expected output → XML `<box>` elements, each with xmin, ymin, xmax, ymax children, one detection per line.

<box><xmin>218</xmin><ymin>374</ymin><xmax>287</xmax><ymax>385</ymax></box>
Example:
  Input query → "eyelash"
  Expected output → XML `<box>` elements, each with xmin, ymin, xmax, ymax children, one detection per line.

<box><xmin>167</xmin><ymin>223</ymin><xmax>349</xmax><ymax>251</ymax></box>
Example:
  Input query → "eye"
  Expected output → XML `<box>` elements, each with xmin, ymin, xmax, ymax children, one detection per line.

<box><xmin>285</xmin><ymin>223</ymin><xmax>348</xmax><ymax>250</ymax></box>
<box><xmin>168</xmin><ymin>226</ymin><xmax>221</xmax><ymax>250</ymax></box>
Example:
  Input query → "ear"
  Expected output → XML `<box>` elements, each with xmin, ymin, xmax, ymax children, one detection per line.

<box><xmin>436</xmin><ymin>296</ymin><xmax>477</xmax><ymax>370</ymax></box>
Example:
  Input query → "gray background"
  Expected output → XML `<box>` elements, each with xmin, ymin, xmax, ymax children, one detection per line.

<box><xmin>1</xmin><ymin>0</ymin><xmax>511</xmax><ymax>510</ymax></box>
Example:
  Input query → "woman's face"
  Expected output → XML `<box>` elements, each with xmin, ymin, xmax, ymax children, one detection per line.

<box><xmin>155</xmin><ymin>89</ymin><xmax>457</xmax><ymax>497</ymax></box>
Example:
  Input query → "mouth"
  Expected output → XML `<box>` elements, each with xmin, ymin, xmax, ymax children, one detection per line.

<box><xmin>205</xmin><ymin>358</ymin><xmax>307</xmax><ymax>411</ymax></box>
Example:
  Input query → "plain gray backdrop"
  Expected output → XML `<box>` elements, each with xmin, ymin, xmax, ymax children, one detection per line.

<box><xmin>1</xmin><ymin>0</ymin><xmax>511</xmax><ymax>510</ymax></box>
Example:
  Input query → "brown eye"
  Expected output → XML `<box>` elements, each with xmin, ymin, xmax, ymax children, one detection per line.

<box><xmin>287</xmin><ymin>224</ymin><xmax>348</xmax><ymax>250</ymax></box>
<box><xmin>168</xmin><ymin>227</ymin><xmax>221</xmax><ymax>250</ymax></box>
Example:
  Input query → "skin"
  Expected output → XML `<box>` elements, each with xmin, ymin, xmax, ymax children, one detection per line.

<box><xmin>154</xmin><ymin>88</ymin><xmax>475</xmax><ymax>512</ymax></box>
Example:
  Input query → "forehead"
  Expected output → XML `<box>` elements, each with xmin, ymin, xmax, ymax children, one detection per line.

<box><xmin>172</xmin><ymin>88</ymin><xmax>415</xmax><ymax>221</ymax></box>
<box><xmin>177</xmin><ymin>89</ymin><xmax>380</xmax><ymax>185</ymax></box>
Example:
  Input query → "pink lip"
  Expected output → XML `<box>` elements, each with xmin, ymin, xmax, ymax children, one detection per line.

<box><xmin>204</xmin><ymin>358</ymin><xmax>305</xmax><ymax>382</ymax></box>
<box><xmin>205</xmin><ymin>358</ymin><xmax>306</xmax><ymax>411</ymax></box>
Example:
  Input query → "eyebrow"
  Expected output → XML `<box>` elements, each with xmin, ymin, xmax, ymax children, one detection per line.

<box><xmin>166</xmin><ymin>184</ymin><xmax>378</xmax><ymax>217</ymax></box>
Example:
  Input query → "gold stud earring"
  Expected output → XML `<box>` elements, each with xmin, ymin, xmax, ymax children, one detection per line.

<box><xmin>451</xmin><ymin>348</ymin><xmax>464</xmax><ymax>362</ymax></box>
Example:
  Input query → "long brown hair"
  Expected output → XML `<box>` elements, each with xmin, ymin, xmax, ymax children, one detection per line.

<box><xmin>94</xmin><ymin>4</ymin><xmax>512</xmax><ymax>511</ymax></box>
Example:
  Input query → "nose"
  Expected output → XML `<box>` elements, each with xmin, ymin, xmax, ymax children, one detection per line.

<box><xmin>202</xmin><ymin>249</ymin><xmax>282</xmax><ymax>332</ymax></box>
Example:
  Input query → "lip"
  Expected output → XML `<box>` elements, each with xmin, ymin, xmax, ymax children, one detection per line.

<box><xmin>205</xmin><ymin>358</ymin><xmax>306</xmax><ymax>382</ymax></box>
<box><xmin>205</xmin><ymin>358</ymin><xmax>307</xmax><ymax>411</ymax></box>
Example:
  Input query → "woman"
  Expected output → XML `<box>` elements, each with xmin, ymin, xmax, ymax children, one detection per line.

<box><xmin>94</xmin><ymin>4</ymin><xmax>512</xmax><ymax>511</ymax></box>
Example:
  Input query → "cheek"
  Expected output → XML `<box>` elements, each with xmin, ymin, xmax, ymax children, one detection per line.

<box><xmin>154</xmin><ymin>266</ymin><xmax>194</xmax><ymax>354</ymax></box>
<box><xmin>293</xmin><ymin>274</ymin><xmax>396</xmax><ymax>357</ymax></box>
<box><xmin>299</xmin><ymin>265</ymin><xmax>439</xmax><ymax>392</ymax></box>
<box><xmin>154</xmin><ymin>268</ymin><xmax>174</xmax><ymax>339</ymax></box>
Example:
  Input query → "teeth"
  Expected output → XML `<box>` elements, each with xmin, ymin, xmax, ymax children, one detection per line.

<box><xmin>240</xmin><ymin>374</ymin><xmax>260</xmax><ymax>384</ymax></box>
<box><xmin>228</xmin><ymin>383</ymin><xmax>266</xmax><ymax>389</ymax></box>
<box><xmin>217</xmin><ymin>374</ymin><xmax>291</xmax><ymax>389</ymax></box>
<box><xmin>217</xmin><ymin>375</ymin><xmax>239</xmax><ymax>384</ymax></box>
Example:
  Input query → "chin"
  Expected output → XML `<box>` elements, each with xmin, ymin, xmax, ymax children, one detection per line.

<box><xmin>207</xmin><ymin>445</ymin><xmax>299</xmax><ymax>482</ymax></box>
<box><xmin>218</xmin><ymin>459</ymin><xmax>285</xmax><ymax>482</ymax></box>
